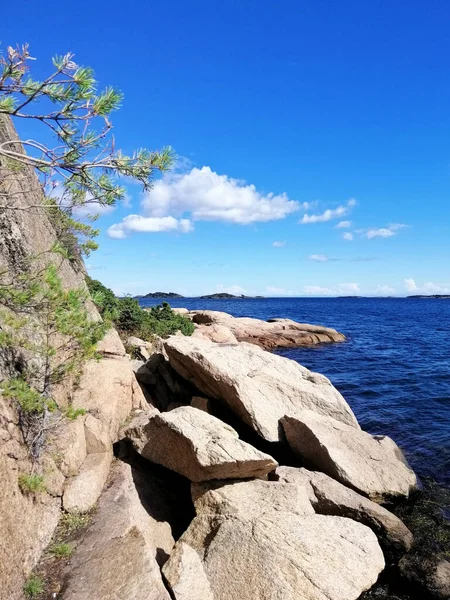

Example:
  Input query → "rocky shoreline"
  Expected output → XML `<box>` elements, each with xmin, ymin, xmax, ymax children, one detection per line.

<box><xmin>117</xmin><ymin>319</ymin><xmax>448</xmax><ymax>600</ymax></box>
<box><xmin>8</xmin><ymin>315</ymin><xmax>449</xmax><ymax>599</ymax></box>
<box><xmin>164</xmin><ymin>308</ymin><xmax>346</xmax><ymax>350</ymax></box>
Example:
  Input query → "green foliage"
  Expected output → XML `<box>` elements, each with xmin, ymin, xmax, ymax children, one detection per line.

<box><xmin>49</xmin><ymin>542</ymin><xmax>73</xmax><ymax>558</ymax></box>
<box><xmin>45</xmin><ymin>198</ymin><xmax>99</xmax><ymax>263</ymax></box>
<box><xmin>116</xmin><ymin>296</ymin><xmax>145</xmax><ymax>333</ymax></box>
<box><xmin>85</xmin><ymin>277</ymin><xmax>194</xmax><ymax>339</ymax></box>
<box><xmin>65</xmin><ymin>406</ymin><xmax>86</xmax><ymax>420</ymax></box>
<box><xmin>0</xmin><ymin>44</ymin><xmax>174</xmax><ymax>212</ymax></box>
<box><xmin>0</xmin><ymin>264</ymin><xmax>108</xmax><ymax>457</ymax></box>
<box><xmin>23</xmin><ymin>575</ymin><xmax>44</xmax><ymax>598</ymax></box>
<box><xmin>146</xmin><ymin>301</ymin><xmax>195</xmax><ymax>337</ymax></box>
<box><xmin>1</xmin><ymin>378</ymin><xmax>56</xmax><ymax>414</ymax></box>
<box><xmin>18</xmin><ymin>473</ymin><xmax>46</xmax><ymax>494</ymax></box>
<box><xmin>85</xmin><ymin>275</ymin><xmax>120</xmax><ymax>319</ymax></box>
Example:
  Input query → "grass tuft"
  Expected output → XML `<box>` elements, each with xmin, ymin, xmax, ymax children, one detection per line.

<box><xmin>49</xmin><ymin>542</ymin><xmax>73</xmax><ymax>558</ymax></box>
<box><xmin>18</xmin><ymin>474</ymin><xmax>46</xmax><ymax>494</ymax></box>
<box><xmin>23</xmin><ymin>575</ymin><xmax>44</xmax><ymax>598</ymax></box>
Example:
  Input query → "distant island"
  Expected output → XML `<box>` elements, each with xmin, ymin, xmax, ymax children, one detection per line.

<box><xmin>199</xmin><ymin>293</ymin><xmax>264</xmax><ymax>299</ymax></box>
<box><xmin>407</xmin><ymin>294</ymin><xmax>450</xmax><ymax>299</ymax></box>
<box><xmin>141</xmin><ymin>292</ymin><xmax>184</xmax><ymax>298</ymax></box>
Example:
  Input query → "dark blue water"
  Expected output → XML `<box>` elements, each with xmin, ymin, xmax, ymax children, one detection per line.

<box><xmin>140</xmin><ymin>297</ymin><xmax>450</xmax><ymax>489</ymax></box>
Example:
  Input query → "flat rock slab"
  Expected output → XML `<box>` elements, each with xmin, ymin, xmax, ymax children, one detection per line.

<box><xmin>61</xmin><ymin>460</ymin><xmax>172</xmax><ymax>600</ymax></box>
<box><xmin>275</xmin><ymin>466</ymin><xmax>413</xmax><ymax>555</ymax></box>
<box><xmin>164</xmin><ymin>336</ymin><xmax>358</xmax><ymax>443</ymax></box>
<box><xmin>63</xmin><ymin>451</ymin><xmax>112</xmax><ymax>513</ymax></box>
<box><xmin>163</xmin><ymin>511</ymin><xmax>384</xmax><ymax>600</ymax></box>
<box><xmin>126</xmin><ymin>406</ymin><xmax>277</xmax><ymax>482</ymax></box>
<box><xmin>282</xmin><ymin>410</ymin><xmax>417</xmax><ymax>500</ymax></box>
<box><xmin>192</xmin><ymin>478</ymin><xmax>314</xmax><ymax>520</ymax></box>
<box><xmin>187</xmin><ymin>310</ymin><xmax>345</xmax><ymax>350</ymax></box>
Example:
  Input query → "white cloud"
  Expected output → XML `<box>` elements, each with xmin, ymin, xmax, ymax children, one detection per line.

<box><xmin>404</xmin><ymin>278</ymin><xmax>417</xmax><ymax>292</ymax></box>
<box><xmin>216</xmin><ymin>284</ymin><xmax>247</xmax><ymax>295</ymax></box>
<box><xmin>342</xmin><ymin>232</ymin><xmax>354</xmax><ymax>241</ymax></box>
<box><xmin>365</xmin><ymin>223</ymin><xmax>407</xmax><ymax>239</ymax></box>
<box><xmin>300</xmin><ymin>198</ymin><xmax>356</xmax><ymax>225</ymax></box>
<box><xmin>335</xmin><ymin>220</ymin><xmax>352</xmax><ymax>229</ymax></box>
<box><xmin>338</xmin><ymin>283</ymin><xmax>360</xmax><ymax>294</ymax></box>
<box><xmin>375</xmin><ymin>285</ymin><xmax>396</xmax><ymax>295</ymax></box>
<box><xmin>309</xmin><ymin>254</ymin><xmax>329</xmax><ymax>262</ymax></box>
<box><xmin>404</xmin><ymin>279</ymin><xmax>450</xmax><ymax>294</ymax></box>
<box><xmin>107</xmin><ymin>215</ymin><xmax>193</xmax><ymax>239</ymax></box>
<box><xmin>302</xmin><ymin>285</ymin><xmax>335</xmax><ymax>296</ymax></box>
<box><xmin>142</xmin><ymin>166</ymin><xmax>301</xmax><ymax>224</ymax></box>
<box><xmin>272</xmin><ymin>240</ymin><xmax>286</xmax><ymax>247</ymax></box>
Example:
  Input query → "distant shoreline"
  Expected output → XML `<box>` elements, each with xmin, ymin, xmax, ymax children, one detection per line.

<box><xmin>134</xmin><ymin>293</ymin><xmax>450</xmax><ymax>300</ymax></box>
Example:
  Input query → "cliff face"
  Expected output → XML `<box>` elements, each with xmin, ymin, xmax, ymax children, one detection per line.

<box><xmin>0</xmin><ymin>115</ymin><xmax>141</xmax><ymax>599</ymax></box>
<box><xmin>0</xmin><ymin>115</ymin><xmax>86</xmax><ymax>289</ymax></box>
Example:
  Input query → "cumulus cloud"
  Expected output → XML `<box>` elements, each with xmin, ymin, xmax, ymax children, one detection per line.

<box><xmin>335</xmin><ymin>220</ymin><xmax>352</xmax><ymax>228</ymax></box>
<box><xmin>108</xmin><ymin>166</ymin><xmax>304</xmax><ymax>238</ymax></box>
<box><xmin>300</xmin><ymin>198</ymin><xmax>356</xmax><ymax>225</ymax></box>
<box><xmin>309</xmin><ymin>254</ymin><xmax>329</xmax><ymax>262</ymax></box>
<box><xmin>365</xmin><ymin>223</ymin><xmax>407</xmax><ymax>239</ymax></box>
<box><xmin>272</xmin><ymin>240</ymin><xmax>287</xmax><ymax>247</ymax></box>
<box><xmin>342</xmin><ymin>232</ymin><xmax>354</xmax><ymax>241</ymax></box>
<box><xmin>404</xmin><ymin>279</ymin><xmax>450</xmax><ymax>294</ymax></box>
<box><xmin>107</xmin><ymin>215</ymin><xmax>193</xmax><ymax>239</ymax></box>
<box><xmin>142</xmin><ymin>166</ymin><xmax>301</xmax><ymax>224</ymax></box>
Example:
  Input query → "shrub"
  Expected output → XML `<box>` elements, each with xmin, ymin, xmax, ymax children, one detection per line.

<box><xmin>116</xmin><ymin>296</ymin><xmax>145</xmax><ymax>333</ymax></box>
<box><xmin>86</xmin><ymin>277</ymin><xmax>194</xmax><ymax>339</ymax></box>
<box><xmin>23</xmin><ymin>575</ymin><xmax>44</xmax><ymax>598</ymax></box>
<box><xmin>18</xmin><ymin>473</ymin><xmax>46</xmax><ymax>494</ymax></box>
<box><xmin>85</xmin><ymin>275</ymin><xmax>120</xmax><ymax>319</ymax></box>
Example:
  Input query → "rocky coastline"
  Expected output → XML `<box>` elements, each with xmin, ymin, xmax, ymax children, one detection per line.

<box><xmin>167</xmin><ymin>308</ymin><xmax>346</xmax><ymax>350</ymax></box>
<box><xmin>3</xmin><ymin>307</ymin><xmax>449</xmax><ymax>598</ymax></box>
<box><xmin>111</xmin><ymin>314</ymin><xmax>447</xmax><ymax>600</ymax></box>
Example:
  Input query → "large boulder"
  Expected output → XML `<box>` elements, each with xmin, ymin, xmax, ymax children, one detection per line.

<box><xmin>282</xmin><ymin>411</ymin><xmax>417</xmax><ymax>500</ymax></box>
<box><xmin>192</xmin><ymin>324</ymin><xmax>238</xmax><ymax>345</ymax></box>
<box><xmin>61</xmin><ymin>460</ymin><xmax>172</xmax><ymax>600</ymax></box>
<box><xmin>187</xmin><ymin>310</ymin><xmax>345</xmax><ymax>350</ymax></box>
<box><xmin>164</xmin><ymin>336</ymin><xmax>359</xmax><ymax>443</ymax></box>
<box><xmin>163</xmin><ymin>503</ymin><xmax>385</xmax><ymax>600</ymax></box>
<box><xmin>126</xmin><ymin>406</ymin><xmax>277</xmax><ymax>482</ymax></box>
<box><xmin>275</xmin><ymin>466</ymin><xmax>413</xmax><ymax>556</ymax></box>
<box><xmin>191</xmin><ymin>478</ymin><xmax>314</xmax><ymax>520</ymax></box>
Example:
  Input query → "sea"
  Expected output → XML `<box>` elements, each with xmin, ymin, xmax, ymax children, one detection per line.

<box><xmin>139</xmin><ymin>296</ymin><xmax>450</xmax><ymax>492</ymax></box>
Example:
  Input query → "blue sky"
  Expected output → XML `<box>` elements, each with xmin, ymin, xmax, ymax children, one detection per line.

<box><xmin>4</xmin><ymin>0</ymin><xmax>450</xmax><ymax>296</ymax></box>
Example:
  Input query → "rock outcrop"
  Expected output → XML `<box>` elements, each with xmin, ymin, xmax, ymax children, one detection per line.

<box><xmin>61</xmin><ymin>460</ymin><xmax>173</xmax><ymax>600</ymax></box>
<box><xmin>282</xmin><ymin>410</ymin><xmax>417</xmax><ymax>500</ymax></box>
<box><xmin>126</xmin><ymin>406</ymin><xmax>278</xmax><ymax>481</ymax></box>
<box><xmin>164</xmin><ymin>336</ymin><xmax>359</xmax><ymax>442</ymax></box>
<box><xmin>275</xmin><ymin>466</ymin><xmax>413</xmax><ymax>555</ymax></box>
<box><xmin>185</xmin><ymin>309</ymin><xmax>345</xmax><ymax>350</ymax></box>
<box><xmin>164</xmin><ymin>479</ymin><xmax>385</xmax><ymax>600</ymax></box>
